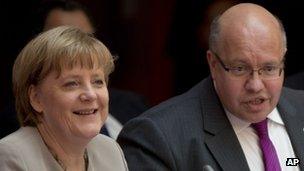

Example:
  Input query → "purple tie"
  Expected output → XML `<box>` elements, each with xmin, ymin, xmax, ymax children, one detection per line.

<box><xmin>251</xmin><ymin>119</ymin><xmax>281</xmax><ymax>171</ymax></box>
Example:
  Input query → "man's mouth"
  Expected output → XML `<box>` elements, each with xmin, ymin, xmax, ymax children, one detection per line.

<box><xmin>247</xmin><ymin>98</ymin><xmax>265</xmax><ymax>105</ymax></box>
<box><xmin>243</xmin><ymin>96</ymin><xmax>269</xmax><ymax>112</ymax></box>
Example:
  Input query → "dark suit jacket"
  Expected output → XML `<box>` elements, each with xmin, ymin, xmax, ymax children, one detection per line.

<box><xmin>117</xmin><ymin>77</ymin><xmax>304</xmax><ymax>171</ymax></box>
<box><xmin>285</xmin><ymin>71</ymin><xmax>304</xmax><ymax>90</ymax></box>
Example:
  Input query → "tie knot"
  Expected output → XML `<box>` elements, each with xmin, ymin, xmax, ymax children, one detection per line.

<box><xmin>251</xmin><ymin>119</ymin><xmax>268</xmax><ymax>138</ymax></box>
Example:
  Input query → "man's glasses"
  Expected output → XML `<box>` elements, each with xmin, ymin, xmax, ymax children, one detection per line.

<box><xmin>211</xmin><ymin>51</ymin><xmax>284</xmax><ymax>80</ymax></box>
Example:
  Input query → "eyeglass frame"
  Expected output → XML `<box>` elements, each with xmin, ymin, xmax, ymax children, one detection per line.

<box><xmin>210</xmin><ymin>51</ymin><xmax>285</xmax><ymax>80</ymax></box>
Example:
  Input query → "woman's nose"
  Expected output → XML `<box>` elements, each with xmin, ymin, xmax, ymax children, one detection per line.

<box><xmin>79</xmin><ymin>86</ymin><xmax>97</xmax><ymax>102</ymax></box>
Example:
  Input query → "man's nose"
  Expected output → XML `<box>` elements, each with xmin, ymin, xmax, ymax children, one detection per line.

<box><xmin>244</xmin><ymin>71</ymin><xmax>265</xmax><ymax>93</ymax></box>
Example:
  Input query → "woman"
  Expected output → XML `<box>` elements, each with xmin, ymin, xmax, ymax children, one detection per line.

<box><xmin>0</xmin><ymin>26</ymin><xmax>128</xmax><ymax>171</ymax></box>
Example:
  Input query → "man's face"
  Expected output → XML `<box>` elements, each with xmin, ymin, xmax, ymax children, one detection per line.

<box><xmin>44</xmin><ymin>9</ymin><xmax>94</xmax><ymax>34</ymax></box>
<box><xmin>207</xmin><ymin>23</ymin><xmax>285</xmax><ymax>123</ymax></box>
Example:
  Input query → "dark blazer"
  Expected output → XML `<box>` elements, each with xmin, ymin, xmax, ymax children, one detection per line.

<box><xmin>285</xmin><ymin>71</ymin><xmax>304</xmax><ymax>90</ymax></box>
<box><xmin>117</xmin><ymin>77</ymin><xmax>304</xmax><ymax>171</ymax></box>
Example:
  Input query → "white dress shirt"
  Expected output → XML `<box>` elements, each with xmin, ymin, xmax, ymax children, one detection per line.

<box><xmin>105</xmin><ymin>114</ymin><xmax>123</xmax><ymax>139</ymax></box>
<box><xmin>226</xmin><ymin>108</ymin><xmax>300</xmax><ymax>171</ymax></box>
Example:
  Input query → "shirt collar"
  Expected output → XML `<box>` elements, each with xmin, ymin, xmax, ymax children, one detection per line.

<box><xmin>225</xmin><ymin>107</ymin><xmax>284</xmax><ymax>134</ymax></box>
<box><xmin>267</xmin><ymin>107</ymin><xmax>284</xmax><ymax>126</ymax></box>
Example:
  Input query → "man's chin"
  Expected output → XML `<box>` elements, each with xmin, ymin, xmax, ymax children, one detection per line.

<box><xmin>240</xmin><ymin>111</ymin><xmax>270</xmax><ymax>123</ymax></box>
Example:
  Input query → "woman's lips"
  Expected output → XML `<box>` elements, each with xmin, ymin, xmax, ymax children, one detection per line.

<box><xmin>73</xmin><ymin>109</ymin><xmax>98</xmax><ymax>115</ymax></box>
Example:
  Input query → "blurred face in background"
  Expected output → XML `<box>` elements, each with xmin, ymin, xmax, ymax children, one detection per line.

<box><xmin>44</xmin><ymin>8</ymin><xmax>94</xmax><ymax>33</ymax></box>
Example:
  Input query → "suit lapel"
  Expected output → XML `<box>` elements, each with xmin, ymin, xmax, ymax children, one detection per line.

<box><xmin>200</xmin><ymin>78</ymin><xmax>250</xmax><ymax>171</ymax></box>
<box><xmin>278</xmin><ymin>92</ymin><xmax>304</xmax><ymax>170</ymax></box>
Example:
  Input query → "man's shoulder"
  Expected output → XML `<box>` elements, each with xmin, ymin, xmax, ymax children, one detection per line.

<box><xmin>282</xmin><ymin>87</ymin><xmax>304</xmax><ymax>99</ymax></box>
<box><xmin>123</xmin><ymin>78</ymin><xmax>214</xmax><ymax>135</ymax></box>
<box><xmin>117</xmin><ymin>79</ymin><xmax>213</xmax><ymax>171</ymax></box>
<box><xmin>281</xmin><ymin>87</ymin><xmax>304</xmax><ymax>108</ymax></box>
<box><xmin>284</xmin><ymin>71</ymin><xmax>304</xmax><ymax>90</ymax></box>
<box><xmin>139</xmin><ymin>79</ymin><xmax>209</xmax><ymax>121</ymax></box>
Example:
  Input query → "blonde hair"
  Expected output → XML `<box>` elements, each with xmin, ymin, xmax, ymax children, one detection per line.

<box><xmin>13</xmin><ymin>26</ymin><xmax>114</xmax><ymax>126</ymax></box>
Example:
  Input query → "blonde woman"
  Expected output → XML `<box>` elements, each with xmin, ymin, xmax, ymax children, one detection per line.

<box><xmin>0</xmin><ymin>26</ymin><xmax>128</xmax><ymax>171</ymax></box>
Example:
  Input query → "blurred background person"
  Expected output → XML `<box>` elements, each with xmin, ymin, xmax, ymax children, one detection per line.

<box><xmin>0</xmin><ymin>0</ymin><xmax>149</xmax><ymax>139</ymax></box>
<box><xmin>0</xmin><ymin>26</ymin><xmax>128</xmax><ymax>170</ymax></box>
<box><xmin>39</xmin><ymin>0</ymin><xmax>149</xmax><ymax>139</ymax></box>
<box><xmin>166</xmin><ymin>0</ymin><xmax>239</xmax><ymax>94</ymax></box>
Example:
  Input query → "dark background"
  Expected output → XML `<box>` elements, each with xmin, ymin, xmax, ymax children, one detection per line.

<box><xmin>1</xmin><ymin>0</ymin><xmax>303</xmax><ymax>112</ymax></box>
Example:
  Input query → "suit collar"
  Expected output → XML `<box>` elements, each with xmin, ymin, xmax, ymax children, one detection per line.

<box><xmin>200</xmin><ymin>77</ymin><xmax>229</xmax><ymax>134</ymax></box>
<box><xmin>278</xmin><ymin>91</ymin><xmax>304</xmax><ymax>170</ymax></box>
<box><xmin>200</xmin><ymin>77</ymin><xmax>250</xmax><ymax>171</ymax></box>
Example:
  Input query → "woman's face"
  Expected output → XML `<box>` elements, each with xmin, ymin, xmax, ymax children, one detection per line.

<box><xmin>30</xmin><ymin>66</ymin><xmax>108</xmax><ymax>141</ymax></box>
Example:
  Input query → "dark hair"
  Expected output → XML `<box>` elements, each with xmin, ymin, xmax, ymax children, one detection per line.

<box><xmin>36</xmin><ymin>0</ymin><xmax>95</xmax><ymax>33</ymax></box>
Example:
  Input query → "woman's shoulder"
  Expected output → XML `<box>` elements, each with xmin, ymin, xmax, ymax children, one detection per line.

<box><xmin>87</xmin><ymin>134</ymin><xmax>128</xmax><ymax>171</ymax></box>
<box><xmin>88</xmin><ymin>134</ymin><xmax>123</xmax><ymax>156</ymax></box>
<box><xmin>0</xmin><ymin>127</ymin><xmax>44</xmax><ymax>158</ymax></box>
<box><xmin>0</xmin><ymin>126</ymin><xmax>39</xmax><ymax>146</ymax></box>
<box><xmin>0</xmin><ymin>127</ymin><xmax>44</xmax><ymax>170</ymax></box>
<box><xmin>89</xmin><ymin>134</ymin><xmax>116</xmax><ymax>145</ymax></box>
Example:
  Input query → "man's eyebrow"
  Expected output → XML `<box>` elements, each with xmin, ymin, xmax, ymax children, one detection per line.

<box><xmin>228</xmin><ymin>59</ymin><xmax>249</xmax><ymax>65</ymax></box>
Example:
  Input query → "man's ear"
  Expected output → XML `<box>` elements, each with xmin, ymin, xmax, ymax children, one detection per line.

<box><xmin>28</xmin><ymin>85</ymin><xmax>43</xmax><ymax>113</ymax></box>
<box><xmin>206</xmin><ymin>50</ymin><xmax>217</xmax><ymax>79</ymax></box>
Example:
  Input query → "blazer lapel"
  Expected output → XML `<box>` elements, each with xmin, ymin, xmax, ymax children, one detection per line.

<box><xmin>278</xmin><ymin>92</ymin><xmax>304</xmax><ymax>170</ymax></box>
<box><xmin>201</xmin><ymin>78</ymin><xmax>250</xmax><ymax>171</ymax></box>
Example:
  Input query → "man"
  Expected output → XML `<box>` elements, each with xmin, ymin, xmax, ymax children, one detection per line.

<box><xmin>118</xmin><ymin>3</ymin><xmax>304</xmax><ymax>170</ymax></box>
<box><xmin>0</xmin><ymin>0</ymin><xmax>148</xmax><ymax>140</ymax></box>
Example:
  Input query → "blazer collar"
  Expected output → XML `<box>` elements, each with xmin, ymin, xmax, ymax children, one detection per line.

<box><xmin>200</xmin><ymin>77</ymin><xmax>250</xmax><ymax>171</ymax></box>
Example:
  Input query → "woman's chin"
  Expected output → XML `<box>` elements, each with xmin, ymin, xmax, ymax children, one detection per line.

<box><xmin>74</xmin><ymin>124</ymin><xmax>102</xmax><ymax>140</ymax></box>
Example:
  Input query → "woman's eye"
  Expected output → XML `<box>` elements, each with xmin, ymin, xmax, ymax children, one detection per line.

<box><xmin>94</xmin><ymin>79</ymin><xmax>104</xmax><ymax>86</ymax></box>
<box><xmin>64</xmin><ymin>81</ymin><xmax>79</xmax><ymax>87</ymax></box>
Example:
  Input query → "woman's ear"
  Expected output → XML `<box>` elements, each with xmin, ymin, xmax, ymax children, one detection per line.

<box><xmin>28</xmin><ymin>85</ymin><xmax>43</xmax><ymax>113</ymax></box>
